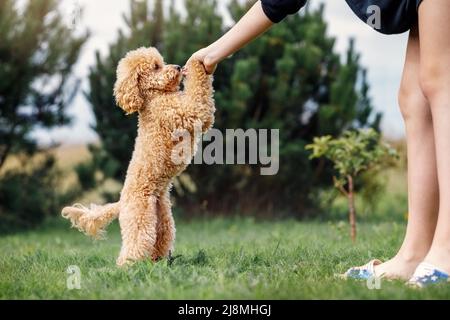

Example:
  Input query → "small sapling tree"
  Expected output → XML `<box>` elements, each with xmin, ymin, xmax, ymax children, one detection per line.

<box><xmin>306</xmin><ymin>129</ymin><xmax>398</xmax><ymax>241</ymax></box>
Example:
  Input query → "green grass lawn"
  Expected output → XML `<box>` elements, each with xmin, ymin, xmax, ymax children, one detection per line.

<box><xmin>0</xmin><ymin>217</ymin><xmax>449</xmax><ymax>299</ymax></box>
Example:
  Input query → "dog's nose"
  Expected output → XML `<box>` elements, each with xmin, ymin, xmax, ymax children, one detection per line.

<box><xmin>175</xmin><ymin>65</ymin><xmax>181</xmax><ymax>71</ymax></box>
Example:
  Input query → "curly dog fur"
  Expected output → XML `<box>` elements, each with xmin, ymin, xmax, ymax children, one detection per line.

<box><xmin>62</xmin><ymin>47</ymin><xmax>215</xmax><ymax>266</ymax></box>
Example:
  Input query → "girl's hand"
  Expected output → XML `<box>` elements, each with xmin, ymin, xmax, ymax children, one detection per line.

<box><xmin>185</xmin><ymin>46</ymin><xmax>219</xmax><ymax>75</ymax></box>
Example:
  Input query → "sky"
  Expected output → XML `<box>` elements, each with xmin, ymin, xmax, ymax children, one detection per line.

<box><xmin>32</xmin><ymin>0</ymin><xmax>410</xmax><ymax>145</ymax></box>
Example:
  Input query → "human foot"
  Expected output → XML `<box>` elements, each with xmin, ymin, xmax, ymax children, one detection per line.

<box><xmin>407</xmin><ymin>262</ymin><xmax>449</xmax><ymax>288</ymax></box>
<box><xmin>421</xmin><ymin>244</ymin><xmax>450</xmax><ymax>275</ymax></box>
<box><xmin>373</xmin><ymin>255</ymin><xmax>423</xmax><ymax>280</ymax></box>
<box><xmin>343</xmin><ymin>253</ymin><xmax>424</xmax><ymax>281</ymax></box>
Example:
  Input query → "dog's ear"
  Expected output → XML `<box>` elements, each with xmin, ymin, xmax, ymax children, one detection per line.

<box><xmin>113</xmin><ymin>48</ymin><xmax>152</xmax><ymax>114</ymax></box>
<box><xmin>114</xmin><ymin>66</ymin><xmax>142</xmax><ymax>114</ymax></box>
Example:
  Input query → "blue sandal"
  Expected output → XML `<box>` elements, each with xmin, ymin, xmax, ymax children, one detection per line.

<box><xmin>341</xmin><ymin>259</ymin><xmax>382</xmax><ymax>280</ymax></box>
<box><xmin>407</xmin><ymin>262</ymin><xmax>449</xmax><ymax>288</ymax></box>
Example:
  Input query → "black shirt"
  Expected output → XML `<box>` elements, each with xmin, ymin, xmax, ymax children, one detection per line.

<box><xmin>260</xmin><ymin>0</ymin><xmax>423</xmax><ymax>34</ymax></box>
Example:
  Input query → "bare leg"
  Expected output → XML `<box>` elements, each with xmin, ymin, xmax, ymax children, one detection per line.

<box><xmin>116</xmin><ymin>196</ymin><xmax>158</xmax><ymax>266</ymax></box>
<box><xmin>417</xmin><ymin>0</ymin><xmax>450</xmax><ymax>273</ymax></box>
<box><xmin>374</xmin><ymin>24</ymin><xmax>439</xmax><ymax>280</ymax></box>
<box><xmin>152</xmin><ymin>190</ymin><xmax>176</xmax><ymax>260</ymax></box>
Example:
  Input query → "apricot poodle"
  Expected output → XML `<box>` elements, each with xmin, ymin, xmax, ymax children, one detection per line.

<box><xmin>62</xmin><ymin>47</ymin><xmax>215</xmax><ymax>266</ymax></box>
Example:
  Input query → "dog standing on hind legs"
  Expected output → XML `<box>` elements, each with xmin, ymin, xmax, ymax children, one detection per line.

<box><xmin>62</xmin><ymin>47</ymin><xmax>215</xmax><ymax>266</ymax></box>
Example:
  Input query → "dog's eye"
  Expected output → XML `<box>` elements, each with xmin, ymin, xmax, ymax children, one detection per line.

<box><xmin>154</xmin><ymin>64</ymin><xmax>160</xmax><ymax>70</ymax></box>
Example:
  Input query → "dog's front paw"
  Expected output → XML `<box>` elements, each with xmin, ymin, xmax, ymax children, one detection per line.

<box><xmin>186</xmin><ymin>59</ymin><xmax>207</xmax><ymax>77</ymax></box>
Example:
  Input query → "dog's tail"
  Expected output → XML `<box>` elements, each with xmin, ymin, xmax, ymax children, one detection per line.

<box><xmin>61</xmin><ymin>202</ymin><xmax>120</xmax><ymax>239</ymax></box>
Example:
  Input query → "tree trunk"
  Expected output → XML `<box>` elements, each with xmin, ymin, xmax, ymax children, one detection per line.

<box><xmin>0</xmin><ymin>122</ymin><xmax>17</xmax><ymax>171</ymax></box>
<box><xmin>0</xmin><ymin>144</ymin><xmax>12</xmax><ymax>171</ymax></box>
<box><xmin>347</xmin><ymin>175</ymin><xmax>357</xmax><ymax>242</ymax></box>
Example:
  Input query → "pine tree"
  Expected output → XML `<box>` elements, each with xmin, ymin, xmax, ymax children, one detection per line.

<box><xmin>0</xmin><ymin>0</ymin><xmax>88</xmax><ymax>230</ymax></box>
<box><xmin>184</xmin><ymin>2</ymin><xmax>381</xmax><ymax>214</ymax></box>
<box><xmin>0</xmin><ymin>0</ymin><xmax>88</xmax><ymax>169</ymax></box>
<box><xmin>85</xmin><ymin>0</ymin><xmax>382</xmax><ymax>216</ymax></box>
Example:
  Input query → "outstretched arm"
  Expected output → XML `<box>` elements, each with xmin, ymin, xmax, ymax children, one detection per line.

<box><xmin>187</xmin><ymin>1</ymin><xmax>273</xmax><ymax>74</ymax></box>
<box><xmin>187</xmin><ymin>0</ymin><xmax>306</xmax><ymax>74</ymax></box>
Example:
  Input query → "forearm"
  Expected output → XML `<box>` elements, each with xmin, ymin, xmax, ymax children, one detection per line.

<box><xmin>207</xmin><ymin>1</ymin><xmax>273</xmax><ymax>64</ymax></box>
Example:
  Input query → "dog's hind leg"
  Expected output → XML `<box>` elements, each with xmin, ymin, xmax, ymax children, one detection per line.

<box><xmin>153</xmin><ymin>190</ymin><xmax>176</xmax><ymax>260</ymax></box>
<box><xmin>116</xmin><ymin>196</ymin><xmax>158</xmax><ymax>266</ymax></box>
